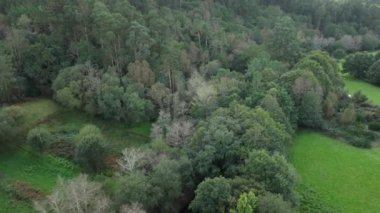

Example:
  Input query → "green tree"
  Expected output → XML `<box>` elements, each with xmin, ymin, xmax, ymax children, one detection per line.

<box><xmin>117</xmin><ymin>172</ymin><xmax>155</xmax><ymax>209</ymax></box>
<box><xmin>150</xmin><ymin>159</ymin><xmax>183</xmax><ymax>212</ymax></box>
<box><xmin>343</xmin><ymin>52</ymin><xmax>375</xmax><ymax>79</ymax></box>
<box><xmin>367</xmin><ymin>60</ymin><xmax>380</xmax><ymax>85</ymax></box>
<box><xmin>243</xmin><ymin>150</ymin><xmax>297</xmax><ymax>200</ymax></box>
<box><xmin>0</xmin><ymin>107</ymin><xmax>23</xmax><ymax>150</ymax></box>
<box><xmin>75</xmin><ymin>125</ymin><xmax>107</xmax><ymax>173</ymax></box>
<box><xmin>299</xmin><ymin>90</ymin><xmax>324</xmax><ymax>129</ymax></box>
<box><xmin>256</xmin><ymin>192</ymin><xmax>293</xmax><ymax>213</ymax></box>
<box><xmin>190</xmin><ymin>177</ymin><xmax>232</xmax><ymax>213</ymax></box>
<box><xmin>340</xmin><ymin>104</ymin><xmax>356</xmax><ymax>125</ymax></box>
<box><xmin>27</xmin><ymin>128</ymin><xmax>53</xmax><ymax>152</ymax></box>
<box><xmin>267</xmin><ymin>17</ymin><xmax>301</xmax><ymax>64</ymax></box>
<box><xmin>230</xmin><ymin>191</ymin><xmax>257</xmax><ymax>213</ymax></box>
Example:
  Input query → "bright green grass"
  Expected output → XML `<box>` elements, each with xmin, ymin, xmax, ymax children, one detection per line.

<box><xmin>0</xmin><ymin>150</ymin><xmax>78</xmax><ymax>191</ymax></box>
<box><xmin>0</xmin><ymin>192</ymin><xmax>31</xmax><ymax>213</ymax></box>
<box><xmin>0</xmin><ymin>149</ymin><xmax>78</xmax><ymax>213</ymax></box>
<box><xmin>344</xmin><ymin>77</ymin><xmax>380</xmax><ymax>106</ymax></box>
<box><xmin>291</xmin><ymin>132</ymin><xmax>380</xmax><ymax>213</ymax></box>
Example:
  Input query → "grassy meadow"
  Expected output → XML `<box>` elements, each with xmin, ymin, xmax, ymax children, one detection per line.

<box><xmin>291</xmin><ymin>132</ymin><xmax>380</xmax><ymax>213</ymax></box>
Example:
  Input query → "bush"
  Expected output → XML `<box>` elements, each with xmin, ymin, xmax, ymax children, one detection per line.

<box><xmin>369</xmin><ymin>122</ymin><xmax>380</xmax><ymax>131</ymax></box>
<box><xmin>343</xmin><ymin>52</ymin><xmax>375</xmax><ymax>79</ymax></box>
<box><xmin>27</xmin><ymin>128</ymin><xmax>53</xmax><ymax>152</ymax></box>
<box><xmin>75</xmin><ymin>125</ymin><xmax>107</xmax><ymax>173</ymax></box>
<box><xmin>352</xmin><ymin>91</ymin><xmax>368</xmax><ymax>104</ymax></box>
<box><xmin>256</xmin><ymin>192</ymin><xmax>293</xmax><ymax>213</ymax></box>
<box><xmin>367</xmin><ymin>60</ymin><xmax>380</xmax><ymax>85</ymax></box>
<box><xmin>331</xmin><ymin>48</ymin><xmax>346</xmax><ymax>59</ymax></box>
<box><xmin>0</xmin><ymin>106</ymin><xmax>23</xmax><ymax>150</ymax></box>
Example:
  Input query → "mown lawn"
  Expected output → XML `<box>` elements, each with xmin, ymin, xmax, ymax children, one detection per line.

<box><xmin>291</xmin><ymin>132</ymin><xmax>380</xmax><ymax>213</ymax></box>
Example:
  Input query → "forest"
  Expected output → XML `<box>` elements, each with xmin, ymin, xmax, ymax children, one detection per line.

<box><xmin>1</xmin><ymin>0</ymin><xmax>380</xmax><ymax>212</ymax></box>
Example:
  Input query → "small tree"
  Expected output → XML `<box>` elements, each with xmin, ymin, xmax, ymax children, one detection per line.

<box><xmin>343</xmin><ymin>52</ymin><xmax>374</xmax><ymax>79</ymax></box>
<box><xmin>190</xmin><ymin>177</ymin><xmax>232</xmax><ymax>213</ymax></box>
<box><xmin>367</xmin><ymin>60</ymin><xmax>380</xmax><ymax>85</ymax></box>
<box><xmin>243</xmin><ymin>150</ymin><xmax>297</xmax><ymax>199</ymax></box>
<box><xmin>34</xmin><ymin>174</ymin><xmax>111</xmax><ymax>213</ymax></box>
<box><xmin>256</xmin><ymin>192</ymin><xmax>293</xmax><ymax>213</ymax></box>
<box><xmin>75</xmin><ymin>125</ymin><xmax>107</xmax><ymax>173</ymax></box>
<box><xmin>230</xmin><ymin>191</ymin><xmax>257</xmax><ymax>213</ymax></box>
<box><xmin>118</xmin><ymin>148</ymin><xmax>145</xmax><ymax>173</ymax></box>
<box><xmin>27</xmin><ymin>128</ymin><xmax>53</xmax><ymax>152</ymax></box>
<box><xmin>340</xmin><ymin>104</ymin><xmax>356</xmax><ymax>125</ymax></box>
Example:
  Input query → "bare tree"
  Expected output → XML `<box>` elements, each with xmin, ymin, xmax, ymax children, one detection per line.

<box><xmin>166</xmin><ymin>119</ymin><xmax>194</xmax><ymax>147</ymax></box>
<box><xmin>118</xmin><ymin>148</ymin><xmax>145</xmax><ymax>173</ymax></box>
<box><xmin>120</xmin><ymin>203</ymin><xmax>146</xmax><ymax>213</ymax></box>
<box><xmin>188</xmin><ymin>72</ymin><xmax>217</xmax><ymax>107</ymax></box>
<box><xmin>34</xmin><ymin>174</ymin><xmax>111</xmax><ymax>213</ymax></box>
<box><xmin>150</xmin><ymin>110</ymin><xmax>171</xmax><ymax>140</ymax></box>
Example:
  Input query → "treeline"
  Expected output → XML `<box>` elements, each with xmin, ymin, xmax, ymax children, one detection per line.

<box><xmin>0</xmin><ymin>0</ymin><xmax>379</xmax><ymax>212</ymax></box>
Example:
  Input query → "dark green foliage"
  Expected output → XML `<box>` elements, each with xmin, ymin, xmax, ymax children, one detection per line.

<box><xmin>75</xmin><ymin>125</ymin><xmax>107</xmax><ymax>173</ymax></box>
<box><xmin>352</xmin><ymin>91</ymin><xmax>368</xmax><ymax>104</ymax></box>
<box><xmin>190</xmin><ymin>177</ymin><xmax>232</xmax><ymax>213</ymax></box>
<box><xmin>53</xmin><ymin>65</ymin><xmax>153</xmax><ymax>123</ymax></box>
<box><xmin>117</xmin><ymin>172</ymin><xmax>155</xmax><ymax>209</ymax></box>
<box><xmin>299</xmin><ymin>90</ymin><xmax>324</xmax><ymax>129</ymax></box>
<box><xmin>343</xmin><ymin>52</ymin><xmax>375</xmax><ymax>79</ymax></box>
<box><xmin>150</xmin><ymin>159</ymin><xmax>183</xmax><ymax>212</ymax></box>
<box><xmin>256</xmin><ymin>192</ymin><xmax>293</xmax><ymax>213</ymax></box>
<box><xmin>243</xmin><ymin>150</ymin><xmax>297</xmax><ymax>202</ymax></box>
<box><xmin>26</xmin><ymin>128</ymin><xmax>53</xmax><ymax>152</ymax></box>
<box><xmin>369</xmin><ymin>122</ymin><xmax>380</xmax><ymax>132</ymax></box>
<box><xmin>367</xmin><ymin>60</ymin><xmax>380</xmax><ymax>85</ymax></box>
<box><xmin>187</xmin><ymin>103</ymin><xmax>291</xmax><ymax>178</ymax></box>
<box><xmin>0</xmin><ymin>106</ymin><xmax>23</xmax><ymax>150</ymax></box>
<box><xmin>331</xmin><ymin>49</ymin><xmax>346</xmax><ymax>59</ymax></box>
<box><xmin>267</xmin><ymin>17</ymin><xmax>301</xmax><ymax>64</ymax></box>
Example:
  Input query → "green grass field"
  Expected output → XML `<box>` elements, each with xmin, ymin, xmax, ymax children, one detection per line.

<box><xmin>291</xmin><ymin>132</ymin><xmax>380</xmax><ymax>213</ymax></box>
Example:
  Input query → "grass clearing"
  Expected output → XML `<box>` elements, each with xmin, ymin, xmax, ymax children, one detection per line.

<box><xmin>344</xmin><ymin>77</ymin><xmax>380</xmax><ymax>106</ymax></box>
<box><xmin>291</xmin><ymin>132</ymin><xmax>380</xmax><ymax>213</ymax></box>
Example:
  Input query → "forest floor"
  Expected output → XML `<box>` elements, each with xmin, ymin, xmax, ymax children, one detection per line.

<box><xmin>0</xmin><ymin>99</ymin><xmax>151</xmax><ymax>212</ymax></box>
<box><xmin>291</xmin><ymin>132</ymin><xmax>380</xmax><ymax>213</ymax></box>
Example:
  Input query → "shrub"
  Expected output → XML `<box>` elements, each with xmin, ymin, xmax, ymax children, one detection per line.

<box><xmin>343</xmin><ymin>52</ymin><xmax>375</xmax><ymax>79</ymax></box>
<box><xmin>331</xmin><ymin>48</ymin><xmax>346</xmax><ymax>59</ymax></box>
<box><xmin>256</xmin><ymin>192</ymin><xmax>293</xmax><ymax>213</ymax></box>
<box><xmin>369</xmin><ymin>122</ymin><xmax>380</xmax><ymax>131</ymax></box>
<box><xmin>367</xmin><ymin>60</ymin><xmax>380</xmax><ymax>85</ymax></box>
<box><xmin>27</xmin><ymin>128</ymin><xmax>53</xmax><ymax>152</ymax></box>
<box><xmin>75</xmin><ymin>125</ymin><xmax>107</xmax><ymax>173</ymax></box>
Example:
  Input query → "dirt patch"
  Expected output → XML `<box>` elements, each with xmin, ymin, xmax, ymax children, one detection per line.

<box><xmin>12</xmin><ymin>181</ymin><xmax>45</xmax><ymax>201</ymax></box>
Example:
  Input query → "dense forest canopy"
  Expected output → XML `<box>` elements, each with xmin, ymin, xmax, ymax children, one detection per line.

<box><xmin>1</xmin><ymin>0</ymin><xmax>380</xmax><ymax>212</ymax></box>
